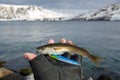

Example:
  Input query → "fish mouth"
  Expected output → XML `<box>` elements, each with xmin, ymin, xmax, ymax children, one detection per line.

<box><xmin>36</xmin><ymin>50</ymin><xmax>43</xmax><ymax>54</ymax></box>
<box><xmin>36</xmin><ymin>50</ymin><xmax>40</xmax><ymax>54</ymax></box>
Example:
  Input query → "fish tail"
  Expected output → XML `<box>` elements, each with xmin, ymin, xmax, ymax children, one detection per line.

<box><xmin>89</xmin><ymin>54</ymin><xmax>102</xmax><ymax>67</ymax></box>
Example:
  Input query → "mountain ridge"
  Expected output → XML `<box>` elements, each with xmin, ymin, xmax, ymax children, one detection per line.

<box><xmin>0</xmin><ymin>4</ymin><xmax>66</xmax><ymax>21</ymax></box>
<box><xmin>71</xmin><ymin>4</ymin><xmax>120</xmax><ymax>21</ymax></box>
<box><xmin>0</xmin><ymin>4</ymin><xmax>120</xmax><ymax>21</ymax></box>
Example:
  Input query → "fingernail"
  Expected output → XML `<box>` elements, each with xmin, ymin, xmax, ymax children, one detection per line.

<box><xmin>67</xmin><ymin>40</ymin><xmax>73</xmax><ymax>44</ymax></box>
<box><xmin>60</xmin><ymin>38</ymin><xmax>66</xmax><ymax>43</ymax></box>
<box><xmin>24</xmin><ymin>54</ymin><xmax>28</xmax><ymax>59</ymax></box>
<box><xmin>48</xmin><ymin>39</ymin><xmax>54</xmax><ymax>44</ymax></box>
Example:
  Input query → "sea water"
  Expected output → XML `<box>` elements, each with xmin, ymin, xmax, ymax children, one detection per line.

<box><xmin>0</xmin><ymin>21</ymin><xmax>120</xmax><ymax>77</ymax></box>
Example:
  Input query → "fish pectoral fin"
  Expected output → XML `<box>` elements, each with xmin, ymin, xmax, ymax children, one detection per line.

<box><xmin>53</xmin><ymin>47</ymin><xmax>63</xmax><ymax>51</ymax></box>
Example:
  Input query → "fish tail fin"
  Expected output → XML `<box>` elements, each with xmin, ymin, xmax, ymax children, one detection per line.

<box><xmin>89</xmin><ymin>54</ymin><xmax>102</xmax><ymax>67</ymax></box>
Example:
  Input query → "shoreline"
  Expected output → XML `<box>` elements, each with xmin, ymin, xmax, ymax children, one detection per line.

<box><xmin>0</xmin><ymin>61</ymin><xmax>120</xmax><ymax>80</ymax></box>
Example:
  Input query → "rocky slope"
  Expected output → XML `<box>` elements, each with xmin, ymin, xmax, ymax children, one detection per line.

<box><xmin>71</xmin><ymin>4</ymin><xmax>120</xmax><ymax>21</ymax></box>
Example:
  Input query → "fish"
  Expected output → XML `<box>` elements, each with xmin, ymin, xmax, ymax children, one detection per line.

<box><xmin>36</xmin><ymin>43</ymin><xmax>102</xmax><ymax>66</ymax></box>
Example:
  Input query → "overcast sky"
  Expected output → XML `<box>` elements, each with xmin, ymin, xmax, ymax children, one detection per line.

<box><xmin>0</xmin><ymin>0</ymin><xmax>118</xmax><ymax>10</ymax></box>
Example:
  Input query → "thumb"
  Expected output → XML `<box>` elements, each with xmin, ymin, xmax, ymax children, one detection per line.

<box><xmin>24</xmin><ymin>53</ymin><xmax>37</xmax><ymax>61</ymax></box>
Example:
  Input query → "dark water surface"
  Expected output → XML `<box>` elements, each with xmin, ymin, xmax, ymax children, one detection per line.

<box><xmin>0</xmin><ymin>21</ymin><xmax>120</xmax><ymax>77</ymax></box>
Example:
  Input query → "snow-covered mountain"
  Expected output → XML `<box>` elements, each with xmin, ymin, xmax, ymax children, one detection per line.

<box><xmin>71</xmin><ymin>4</ymin><xmax>120</xmax><ymax>21</ymax></box>
<box><xmin>0</xmin><ymin>4</ymin><xmax>66</xmax><ymax>21</ymax></box>
<box><xmin>1</xmin><ymin>4</ymin><xmax>120</xmax><ymax>21</ymax></box>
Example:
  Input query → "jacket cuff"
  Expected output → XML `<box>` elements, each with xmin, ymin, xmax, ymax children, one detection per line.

<box><xmin>29</xmin><ymin>54</ymin><xmax>51</xmax><ymax>67</ymax></box>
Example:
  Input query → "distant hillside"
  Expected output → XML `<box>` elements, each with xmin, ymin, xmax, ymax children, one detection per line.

<box><xmin>0</xmin><ymin>4</ymin><xmax>66</xmax><ymax>21</ymax></box>
<box><xmin>71</xmin><ymin>4</ymin><xmax>120</xmax><ymax>21</ymax></box>
<box><xmin>0</xmin><ymin>4</ymin><xmax>120</xmax><ymax>21</ymax></box>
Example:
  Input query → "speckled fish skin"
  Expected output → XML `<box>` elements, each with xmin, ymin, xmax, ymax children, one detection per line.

<box><xmin>37</xmin><ymin>43</ymin><xmax>101</xmax><ymax>66</ymax></box>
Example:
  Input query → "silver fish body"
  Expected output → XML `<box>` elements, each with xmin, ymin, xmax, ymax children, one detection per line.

<box><xmin>37</xmin><ymin>43</ymin><xmax>101</xmax><ymax>66</ymax></box>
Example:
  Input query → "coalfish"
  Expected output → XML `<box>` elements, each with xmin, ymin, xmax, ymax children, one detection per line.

<box><xmin>36</xmin><ymin>43</ymin><xmax>101</xmax><ymax>66</ymax></box>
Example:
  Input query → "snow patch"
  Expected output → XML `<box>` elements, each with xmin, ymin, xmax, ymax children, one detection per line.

<box><xmin>71</xmin><ymin>4</ymin><xmax>120</xmax><ymax>21</ymax></box>
<box><xmin>0</xmin><ymin>4</ymin><xmax>66</xmax><ymax>21</ymax></box>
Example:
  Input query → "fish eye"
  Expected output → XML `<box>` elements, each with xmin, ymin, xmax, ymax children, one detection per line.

<box><xmin>41</xmin><ymin>46</ymin><xmax>45</xmax><ymax>50</ymax></box>
<box><xmin>40</xmin><ymin>47</ymin><xmax>43</xmax><ymax>49</ymax></box>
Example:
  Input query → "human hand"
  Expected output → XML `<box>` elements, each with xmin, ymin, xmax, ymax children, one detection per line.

<box><xmin>24</xmin><ymin>38</ymin><xmax>73</xmax><ymax>61</ymax></box>
<box><xmin>24</xmin><ymin>39</ymin><xmax>82</xmax><ymax>80</ymax></box>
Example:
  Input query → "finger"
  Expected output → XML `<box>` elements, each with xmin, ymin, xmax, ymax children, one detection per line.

<box><xmin>70</xmin><ymin>54</ymin><xmax>80</xmax><ymax>61</ymax></box>
<box><xmin>59</xmin><ymin>38</ymin><xmax>67</xmax><ymax>43</ymax></box>
<box><xmin>67</xmin><ymin>40</ymin><xmax>73</xmax><ymax>45</ymax></box>
<box><xmin>61</xmin><ymin>52</ymin><xmax>71</xmax><ymax>58</ymax></box>
<box><xmin>24</xmin><ymin>53</ymin><xmax>37</xmax><ymax>61</ymax></box>
<box><xmin>48</xmin><ymin>39</ymin><xmax>55</xmax><ymax>44</ymax></box>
